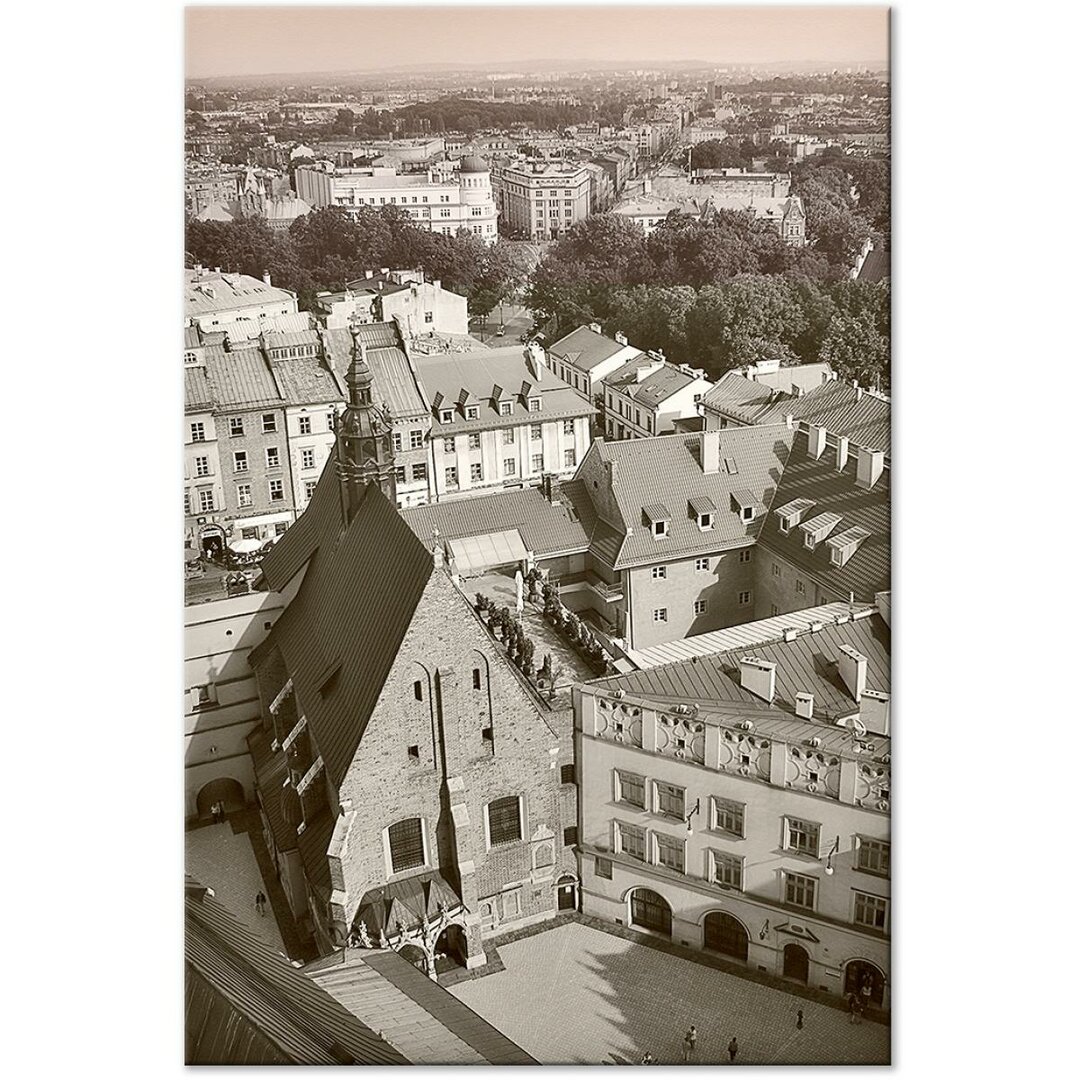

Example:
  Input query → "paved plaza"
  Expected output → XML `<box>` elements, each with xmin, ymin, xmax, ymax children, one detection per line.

<box><xmin>450</xmin><ymin>922</ymin><xmax>890</xmax><ymax>1065</ymax></box>
<box><xmin>185</xmin><ymin>820</ymin><xmax>287</xmax><ymax>957</ymax></box>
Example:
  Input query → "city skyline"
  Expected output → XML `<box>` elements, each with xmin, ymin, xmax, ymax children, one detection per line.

<box><xmin>186</xmin><ymin>4</ymin><xmax>889</xmax><ymax>80</ymax></box>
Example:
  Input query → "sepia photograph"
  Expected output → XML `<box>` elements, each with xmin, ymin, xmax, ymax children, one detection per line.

<box><xmin>182</xmin><ymin>3</ymin><xmax>891</xmax><ymax>1065</ymax></box>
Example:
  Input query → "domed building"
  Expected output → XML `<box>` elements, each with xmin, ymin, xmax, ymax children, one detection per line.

<box><xmin>455</xmin><ymin>155</ymin><xmax>498</xmax><ymax>243</ymax></box>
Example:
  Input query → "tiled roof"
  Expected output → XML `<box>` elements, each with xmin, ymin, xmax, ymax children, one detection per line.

<box><xmin>584</xmin><ymin>427</ymin><xmax>795</xmax><ymax>570</ymax></box>
<box><xmin>547</xmin><ymin>325</ymin><xmax>626</xmax><ymax>372</ymax></box>
<box><xmin>400</xmin><ymin>484</ymin><xmax>591</xmax><ymax>559</ymax></box>
<box><xmin>857</xmin><ymin>243</ymin><xmax>890</xmax><ymax>283</ymax></box>
<box><xmin>185</xmin><ymin>270</ymin><xmax>296</xmax><ymax>316</ymax></box>
<box><xmin>254</xmin><ymin>466</ymin><xmax>436</xmax><ymax>787</ymax></box>
<box><xmin>624</xmin><ymin>363</ymin><xmax>702</xmax><ymax>407</ymax></box>
<box><xmin>185</xmin><ymin>879</ymin><xmax>406</xmax><ymax>1065</ymax></box>
<box><xmin>414</xmin><ymin>346</ymin><xmax>594</xmax><ymax>436</ymax></box>
<box><xmin>703</xmin><ymin>373</ymin><xmax>891</xmax><ymax>457</ymax></box>
<box><xmin>594</xmin><ymin>609</ymin><xmax>890</xmax><ymax>725</ymax></box>
<box><xmin>271</xmin><ymin>357</ymin><xmax>345</xmax><ymax>406</ymax></box>
<box><xmin>756</xmin><ymin>429</ymin><xmax>890</xmax><ymax>602</ymax></box>
<box><xmin>307</xmin><ymin>949</ymin><xmax>536</xmax><ymax>1065</ymax></box>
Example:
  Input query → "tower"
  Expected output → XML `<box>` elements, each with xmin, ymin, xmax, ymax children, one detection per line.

<box><xmin>334</xmin><ymin>331</ymin><xmax>397</xmax><ymax>521</ymax></box>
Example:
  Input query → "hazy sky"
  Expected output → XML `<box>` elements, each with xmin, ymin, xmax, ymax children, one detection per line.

<box><xmin>186</xmin><ymin>4</ymin><xmax>889</xmax><ymax>79</ymax></box>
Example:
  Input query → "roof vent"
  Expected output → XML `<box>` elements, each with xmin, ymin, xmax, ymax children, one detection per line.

<box><xmin>782</xmin><ymin>627</ymin><xmax>798</xmax><ymax>642</ymax></box>
<box><xmin>739</xmin><ymin>657</ymin><xmax>776</xmax><ymax>703</ymax></box>
<box><xmin>861</xmin><ymin>690</ymin><xmax>891</xmax><ymax>735</ymax></box>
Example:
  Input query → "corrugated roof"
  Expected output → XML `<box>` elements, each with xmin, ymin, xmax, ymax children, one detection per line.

<box><xmin>322</xmin><ymin>324</ymin><xmax>429</xmax><ymax>419</ymax></box>
<box><xmin>757</xmin><ymin>430</ymin><xmax>890</xmax><ymax>602</ymax></box>
<box><xmin>625</xmin><ymin>363</ymin><xmax>701</xmax><ymax>406</ymax></box>
<box><xmin>254</xmin><ymin>465</ymin><xmax>436</xmax><ymax>787</ymax></box>
<box><xmin>625</xmin><ymin>601</ymin><xmax>878</xmax><ymax>669</ymax></box>
<box><xmin>594</xmin><ymin>611</ymin><xmax>890</xmax><ymax>725</ymax></box>
<box><xmin>185</xmin><ymin>367</ymin><xmax>215</xmax><ymax>413</ymax></box>
<box><xmin>400</xmin><ymin>485</ymin><xmax>590</xmax><ymax>559</ymax></box>
<box><xmin>185</xmin><ymin>880</ymin><xmax>406</xmax><ymax>1065</ymax></box>
<box><xmin>202</xmin><ymin>346</ymin><xmax>283</xmax><ymax>410</ymax></box>
<box><xmin>587</xmin><ymin>427</ymin><xmax>794</xmax><ymax>570</ymax></box>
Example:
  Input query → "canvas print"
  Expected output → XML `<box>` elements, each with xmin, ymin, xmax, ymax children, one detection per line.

<box><xmin>184</xmin><ymin>4</ymin><xmax>890</xmax><ymax>1065</ymax></box>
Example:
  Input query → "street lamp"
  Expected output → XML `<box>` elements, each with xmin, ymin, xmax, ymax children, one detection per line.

<box><xmin>824</xmin><ymin>835</ymin><xmax>841</xmax><ymax>875</ymax></box>
<box><xmin>684</xmin><ymin>798</ymin><xmax>701</xmax><ymax>836</ymax></box>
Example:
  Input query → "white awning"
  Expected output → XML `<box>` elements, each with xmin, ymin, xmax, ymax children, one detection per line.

<box><xmin>447</xmin><ymin>529</ymin><xmax>528</xmax><ymax>577</ymax></box>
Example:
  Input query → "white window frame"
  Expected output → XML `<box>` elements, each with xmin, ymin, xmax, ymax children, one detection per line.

<box><xmin>783</xmin><ymin>816</ymin><xmax>821</xmax><ymax>857</ymax></box>
<box><xmin>709</xmin><ymin>850</ymin><xmax>744</xmax><ymax>890</ymax></box>
<box><xmin>483</xmin><ymin>794</ymin><xmax>525</xmax><ymax>850</ymax></box>
<box><xmin>652</xmin><ymin>608</ymin><xmax>668</xmax><ymax>623</ymax></box>
<box><xmin>852</xmin><ymin>890</ymin><xmax>889</xmax><ymax>931</ymax></box>
<box><xmin>695</xmin><ymin>557</ymin><xmax>709</xmax><ymax>572</ymax></box>
<box><xmin>198</xmin><ymin>489</ymin><xmax>215</xmax><ymax>513</ymax></box>
<box><xmin>265</xmin><ymin>447</ymin><xmax>280</xmax><ymax>469</ymax></box>
<box><xmin>228</xmin><ymin>416</ymin><xmax>244</xmax><ymax>437</ymax></box>
<box><xmin>783</xmin><ymin>870</ymin><xmax>818</xmax><ymax>911</ymax></box>
<box><xmin>297</xmin><ymin>414</ymin><xmax>312</xmax><ymax>436</ymax></box>
<box><xmin>652</xmin><ymin>830</ymin><xmax>686</xmax><ymax>874</ymax></box>
<box><xmin>409</xmin><ymin>429</ymin><xmax>424</xmax><ymax>450</ymax></box>
<box><xmin>382</xmin><ymin>817</ymin><xmax>430</xmax><ymax>879</ymax></box>
<box><xmin>694</xmin><ymin>599</ymin><xmax>708</xmax><ymax>615</ymax></box>
<box><xmin>529</xmin><ymin>397</ymin><xmax>542</xmax><ymax>412</ymax></box>
<box><xmin>710</xmin><ymin>796</ymin><xmax>746</xmax><ymax>838</ymax></box>
<box><xmin>651</xmin><ymin>565</ymin><xmax>666</xmax><ymax>580</ymax></box>
<box><xmin>614</xmin><ymin>819</ymin><xmax>647</xmax><ymax>862</ymax></box>
<box><xmin>466</xmin><ymin>406</ymin><xmax>480</xmax><ymax>421</ymax></box>
<box><xmin>236</xmin><ymin>484</ymin><xmax>252</xmax><ymax>508</ymax></box>
<box><xmin>194</xmin><ymin>456</ymin><xmax>210</xmax><ymax>478</ymax></box>
<box><xmin>262</xmin><ymin>413</ymin><xmax>277</xmax><ymax>434</ymax></box>
<box><xmin>651</xmin><ymin>780</ymin><xmax>686</xmax><ymax>821</ymax></box>
<box><xmin>268</xmin><ymin>478</ymin><xmax>284</xmax><ymax>502</ymax></box>
<box><xmin>440</xmin><ymin>409</ymin><xmax>454</xmax><ymax>423</ymax></box>
<box><xmin>614</xmin><ymin>768</ymin><xmax>647</xmax><ymax>810</ymax></box>
<box><xmin>232</xmin><ymin>451</ymin><xmax>248</xmax><ymax>473</ymax></box>
<box><xmin>499</xmin><ymin>401</ymin><xmax>513</xmax><ymax>416</ymax></box>
<box><xmin>698</xmin><ymin>511</ymin><xmax>713</xmax><ymax>531</ymax></box>
<box><xmin>856</xmin><ymin>837</ymin><xmax>891</xmax><ymax>878</ymax></box>
<box><xmin>300</xmin><ymin>448</ymin><xmax>316</xmax><ymax>471</ymax></box>
<box><xmin>652</xmin><ymin>520</ymin><xmax>668</xmax><ymax>538</ymax></box>
<box><xmin>190</xmin><ymin>422</ymin><xmax>206</xmax><ymax>443</ymax></box>
<box><xmin>739</xmin><ymin>549</ymin><xmax>752</xmax><ymax>563</ymax></box>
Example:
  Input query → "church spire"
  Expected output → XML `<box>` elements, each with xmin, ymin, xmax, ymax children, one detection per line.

<box><xmin>334</xmin><ymin>328</ymin><xmax>397</xmax><ymax>523</ymax></box>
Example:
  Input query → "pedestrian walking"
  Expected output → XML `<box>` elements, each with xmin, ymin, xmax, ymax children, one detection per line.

<box><xmin>796</xmin><ymin>1009</ymin><xmax>804</xmax><ymax>1030</ymax></box>
<box><xmin>682</xmin><ymin>1026</ymin><xmax>697</xmax><ymax>1063</ymax></box>
<box><xmin>727</xmin><ymin>1037</ymin><xmax>738</xmax><ymax>1063</ymax></box>
<box><xmin>847</xmin><ymin>993</ymin><xmax>859</xmax><ymax>1024</ymax></box>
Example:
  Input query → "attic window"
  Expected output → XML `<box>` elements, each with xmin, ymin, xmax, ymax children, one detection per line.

<box><xmin>827</xmin><ymin>526</ymin><xmax>872</xmax><ymax>568</ymax></box>
<box><xmin>529</xmin><ymin>397</ymin><xmax>542</xmax><ymax>411</ymax></box>
<box><xmin>499</xmin><ymin>401</ymin><xmax>513</xmax><ymax>416</ymax></box>
<box><xmin>741</xmin><ymin>507</ymin><xmax>755</xmax><ymax>523</ymax></box>
<box><xmin>699</xmin><ymin>512</ymin><xmax>713</xmax><ymax>530</ymax></box>
<box><xmin>653</xmin><ymin>520</ymin><xmax>668</xmax><ymax>538</ymax></box>
<box><xmin>465</xmin><ymin>406</ymin><xmax>480</xmax><ymax>421</ymax></box>
<box><xmin>440</xmin><ymin>408</ymin><xmax>454</xmax><ymax>423</ymax></box>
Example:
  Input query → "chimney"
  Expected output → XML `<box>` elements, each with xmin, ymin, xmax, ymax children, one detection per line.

<box><xmin>262</xmin><ymin>270</ymin><xmax>272</xmax><ymax>287</ymax></box>
<box><xmin>365</xmin><ymin>269</ymin><xmax>374</xmax><ymax>279</ymax></box>
<box><xmin>808</xmin><ymin>424</ymin><xmax>827</xmax><ymax>459</ymax></box>
<box><xmin>739</xmin><ymin>657</ymin><xmax>776</xmax><ymax>703</ymax></box>
<box><xmin>795</xmin><ymin>692</ymin><xmax>814</xmax><ymax>720</ymax></box>
<box><xmin>855</xmin><ymin>447</ymin><xmax>885</xmax><ymax>490</ymax></box>
<box><xmin>860</xmin><ymin>690</ymin><xmax>890</xmax><ymax>735</ymax></box>
<box><xmin>589</xmin><ymin>322</ymin><xmax>601</xmax><ymax>333</ymax></box>
<box><xmin>792</xmin><ymin>384</ymin><xmax>805</xmax><ymax>398</ymax></box>
<box><xmin>835</xmin><ymin>435</ymin><xmax>850</xmax><ymax>473</ymax></box>
<box><xmin>608</xmin><ymin>459</ymin><xmax>618</xmax><ymax>487</ymax></box>
<box><xmin>784</xmin><ymin>413</ymin><xmax>794</xmax><ymax>430</ymax></box>
<box><xmin>701</xmin><ymin>429</ymin><xmax>721</xmax><ymax>474</ymax></box>
<box><xmin>614</xmin><ymin>331</ymin><xmax>628</xmax><ymax>346</ymax></box>
<box><xmin>837</xmin><ymin>645</ymin><xmax>867</xmax><ymax>703</ymax></box>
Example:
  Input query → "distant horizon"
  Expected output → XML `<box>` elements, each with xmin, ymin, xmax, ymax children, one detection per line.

<box><xmin>186</xmin><ymin>6</ymin><xmax>889</xmax><ymax>81</ymax></box>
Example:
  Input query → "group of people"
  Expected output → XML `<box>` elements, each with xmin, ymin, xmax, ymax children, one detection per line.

<box><xmin>847</xmin><ymin>974</ymin><xmax>876</xmax><ymax>1023</ymax></box>
<box><xmin>643</xmin><ymin>1026</ymin><xmax>737</xmax><ymax>1064</ymax></box>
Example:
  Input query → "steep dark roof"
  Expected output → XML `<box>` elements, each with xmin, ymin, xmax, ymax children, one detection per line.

<box><xmin>255</xmin><ymin>464</ymin><xmax>435</xmax><ymax>786</ymax></box>
<box><xmin>185</xmin><ymin>879</ymin><xmax>406</xmax><ymax>1065</ymax></box>
<box><xmin>757</xmin><ymin>429</ymin><xmax>890</xmax><ymax>602</ymax></box>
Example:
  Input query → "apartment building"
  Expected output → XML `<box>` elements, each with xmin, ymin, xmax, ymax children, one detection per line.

<box><xmin>575</xmin><ymin>601</ymin><xmax>891</xmax><ymax>1009</ymax></box>
<box><xmin>416</xmin><ymin>342</ymin><xmax>595</xmax><ymax>502</ymax></box>
<box><xmin>246</xmin><ymin>380</ymin><xmax>576</xmax><ymax>962</ymax></box>
<box><xmin>491</xmin><ymin>160</ymin><xmax>591</xmax><ymax>241</ymax></box>
<box><xmin>295</xmin><ymin>156</ymin><xmax>498</xmax><ymax>243</ymax></box>
<box><xmin>314</xmin><ymin>269</ymin><xmax>468</xmax><ymax>338</ymax></box>
<box><xmin>186</xmin><ymin>267</ymin><xmax>299</xmax><ymax>340</ymax></box>
<box><xmin>689</xmin><ymin>168</ymin><xmax>792</xmax><ymax>198</ymax></box>
<box><xmin>546</xmin><ymin>323</ymin><xmax>643</xmax><ymax>401</ymax></box>
<box><xmin>602</xmin><ymin>355</ymin><xmax>713</xmax><ymax>440</ymax></box>
<box><xmin>183</xmin><ymin>328</ymin><xmax>346</xmax><ymax>550</ymax></box>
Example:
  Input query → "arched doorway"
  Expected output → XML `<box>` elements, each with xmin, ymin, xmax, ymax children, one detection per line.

<box><xmin>434</xmin><ymin>924</ymin><xmax>467</xmax><ymax>974</ymax></box>
<box><xmin>556</xmin><ymin>874</ymin><xmax>578</xmax><ymax>912</ymax></box>
<box><xmin>629</xmin><ymin>888</ymin><xmax>672</xmax><ymax>937</ymax></box>
<box><xmin>703</xmin><ymin>912</ymin><xmax>749</xmax><ymax>962</ymax></box>
<box><xmin>844</xmin><ymin>960</ymin><xmax>886</xmax><ymax>1007</ymax></box>
<box><xmin>199</xmin><ymin>524</ymin><xmax>226</xmax><ymax>561</ymax></box>
<box><xmin>782</xmin><ymin>942</ymin><xmax>810</xmax><ymax>983</ymax></box>
<box><xmin>196</xmin><ymin>777</ymin><xmax>245</xmax><ymax>819</ymax></box>
<box><xmin>398</xmin><ymin>944</ymin><xmax>428</xmax><ymax>974</ymax></box>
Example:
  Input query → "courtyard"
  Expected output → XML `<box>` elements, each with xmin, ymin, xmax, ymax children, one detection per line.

<box><xmin>449</xmin><ymin>921</ymin><xmax>890</xmax><ymax>1066</ymax></box>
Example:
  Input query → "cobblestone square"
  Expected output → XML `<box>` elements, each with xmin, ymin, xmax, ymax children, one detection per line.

<box><xmin>450</xmin><ymin>922</ymin><xmax>889</xmax><ymax>1065</ymax></box>
<box><xmin>185</xmin><ymin>821</ymin><xmax>287</xmax><ymax>957</ymax></box>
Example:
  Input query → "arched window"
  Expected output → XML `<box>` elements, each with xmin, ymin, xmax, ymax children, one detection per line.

<box><xmin>629</xmin><ymin>888</ymin><xmax>672</xmax><ymax>937</ymax></box>
<box><xmin>387</xmin><ymin>817</ymin><xmax>426</xmax><ymax>874</ymax></box>
<box><xmin>703</xmin><ymin>912</ymin><xmax>749</xmax><ymax>962</ymax></box>
<box><xmin>486</xmin><ymin>795</ymin><xmax>523</xmax><ymax>846</ymax></box>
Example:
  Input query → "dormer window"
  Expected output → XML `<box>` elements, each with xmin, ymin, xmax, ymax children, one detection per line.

<box><xmin>741</xmin><ymin>507</ymin><xmax>754</xmax><ymax>523</ymax></box>
<box><xmin>689</xmin><ymin>496</ymin><xmax>716</xmax><ymax>531</ymax></box>
<box><xmin>465</xmin><ymin>405</ymin><xmax>480</xmax><ymax>421</ymax></box>
<box><xmin>653</xmin><ymin>520</ymin><xmax>668</xmax><ymax>538</ymax></box>
<box><xmin>643</xmin><ymin>502</ymin><xmax>671</xmax><ymax>539</ymax></box>
<box><xmin>499</xmin><ymin>400</ymin><xmax>513</xmax><ymax>416</ymax></box>
<box><xmin>801</xmin><ymin>512</ymin><xmax>843</xmax><ymax>552</ymax></box>
<box><xmin>731</xmin><ymin>489</ymin><xmax>759</xmax><ymax>523</ymax></box>
<box><xmin>440</xmin><ymin>408</ymin><xmax>454</xmax><ymax>423</ymax></box>
<box><xmin>775</xmin><ymin>498</ymin><xmax>815</xmax><ymax>536</ymax></box>
<box><xmin>826</xmin><ymin>526</ymin><xmax>871</xmax><ymax>567</ymax></box>
<box><xmin>700</xmin><ymin>512</ymin><xmax>713</xmax><ymax>529</ymax></box>
<box><xmin>529</xmin><ymin>397</ymin><xmax>542</xmax><ymax>411</ymax></box>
